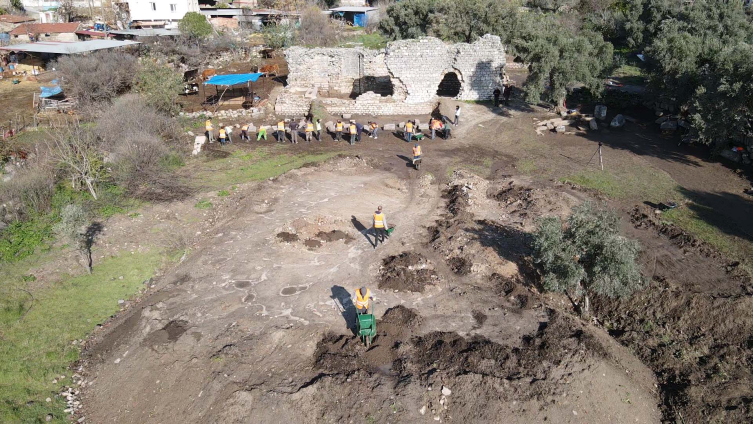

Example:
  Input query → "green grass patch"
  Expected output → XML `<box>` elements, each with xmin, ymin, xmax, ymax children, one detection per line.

<box><xmin>194</xmin><ymin>199</ymin><xmax>213</xmax><ymax>209</ymax></box>
<box><xmin>0</xmin><ymin>252</ymin><xmax>162</xmax><ymax>423</ymax></box>
<box><xmin>0</xmin><ymin>215</ymin><xmax>55</xmax><ymax>262</ymax></box>
<box><xmin>339</xmin><ymin>33</ymin><xmax>387</xmax><ymax>49</ymax></box>
<box><xmin>516</xmin><ymin>158</ymin><xmax>537</xmax><ymax>174</ymax></box>
<box><xmin>612</xmin><ymin>64</ymin><xmax>646</xmax><ymax>85</ymax></box>
<box><xmin>562</xmin><ymin>166</ymin><xmax>679</xmax><ymax>202</ymax></box>
<box><xmin>217</xmin><ymin>189</ymin><xmax>230</xmax><ymax>197</ymax></box>
<box><xmin>195</xmin><ymin>147</ymin><xmax>343</xmax><ymax>189</ymax></box>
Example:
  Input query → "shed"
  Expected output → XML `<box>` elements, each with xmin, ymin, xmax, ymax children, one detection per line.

<box><xmin>329</xmin><ymin>7</ymin><xmax>379</xmax><ymax>27</ymax></box>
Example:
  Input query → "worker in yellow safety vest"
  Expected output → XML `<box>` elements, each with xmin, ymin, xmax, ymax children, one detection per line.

<box><xmin>335</xmin><ymin>120</ymin><xmax>343</xmax><ymax>142</ymax></box>
<box><xmin>305</xmin><ymin>120</ymin><xmax>314</xmax><ymax>143</ymax></box>
<box><xmin>413</xmin><ymin>143</ymin><xmax>422</xmax><ymax>160</ymax></box>
<box><xmin>349</xmin><ymin>121</ymin><xmax>357</xmax><ymax>145</ymax></box>
<box><xmin>205</xmin><ymin>119</ymin><xmax>214</xmax><ymax>142</ymax></box>
<box><xmin>353</xmin><ymin>287</ymin><xmax>371</xmax><ymax>315</ymax></box>
<box><xmin>276</xmin><ymin>120</ymin><xmax>286</xmax><ymax>143</ymax></box>
<box><xmin>372</xmin><ymin>205</ymin><xmax>389</xmax><ymax>248</ymax></box>
<box><xmin>405</xmin><ymin>120</ymin><xmax>414</xmax><ymax>142</ymax></box>
<box><xmin>218</xmin><ymin>125</ymin><xmax>227</xmax><ymax>145</ymax></box>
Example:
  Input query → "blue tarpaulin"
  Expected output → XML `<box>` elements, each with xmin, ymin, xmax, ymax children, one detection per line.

<box><xmin>204</xmin><ymin>73</ymin><xmax>264</xmax><ymax>86</ymax></box>
<box><xmin>40</xmin><ymin>85</ymin><xmax>63</xmax><ymax>98</ymax></box>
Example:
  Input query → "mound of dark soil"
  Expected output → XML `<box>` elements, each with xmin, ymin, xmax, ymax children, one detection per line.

<box><xmin>490</xmin><ymin>273</ymin><xmax>516</xmax><ymax>296</ymax></box>
<box><xmin>276</xmin><ymin>232</ymin><xmax>299</xmax><ymax>243</ymax></box>
<box><xmin>381</xmin><ymin>305</ymin><xmax>422</xmax><ymax>328</ymax></box>
<box><xmin>490</xmin><ymin>182</ymin><xmax>534</xmax><ymax>209</ymax></box>
<box><xmin>448</xmin><ymin>256</ymin><xmax>472</xmax><ymax>275</ymax></box>
<box><xmin>379</xmin><ymin>252</ymin><xmax>438</xmax><ymax>293</ymax></box>
<box><xmin>303</xmin><ymin>239</ymin><xmax>322</xmax><ymax>249</ymax></box>
<box><xmin>443</xmin><ymin>184</ymin><xmax>471</xmax><ymax>217</ymax></box>
<box><xmin>315</xmin><ymin>310</ymin><xmax>600</xmax><ymax>403</ymax></box>
<box><xmin>316</xmin><ymin>230</ymin><xmax>354</xmax><ymax>244</ymax></box>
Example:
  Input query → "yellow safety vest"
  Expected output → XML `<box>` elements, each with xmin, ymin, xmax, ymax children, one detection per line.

<box><xmin>336</xmin><ymin>122</ymin><xmax>343</xmax><ymax>131</ymax></box>
<box><xmin>205</xmin><ymin>120</ymin><xmax>213</xmax><ymax>131</ymax></box>
<box><xmin>306</xmin><ymin>123</ymin><xmax>314</xmax><ymax>132</ymax></box>
<box><xmin>350</xmin><ymin>124</ymin><xmax>356</xmax><ymax>134</ymax></box>
<box><xmin>277</xmin><ymin>122</ymin><xmax>285</xmax><ymax>131</ymax></box>
<box><xmin>219</xmin><ymin>128</ymin><xmax>226</xmax><ymax>138</ymax></box>
<box><xmin>370</xmin><ymin>123</ymin><xmax>377</xmax><ymax>130</ymax></box>
<box><xmin>373</xmin><ymin>212</ymin><xmax>385</xmax><ymax>229</ymax></box>
<box><xmin>242</xmin><ymin>125</ymin><xmax>248</xmax><ymax>131</ymax></box>
<box><xmin>356</xmin><ymin>288</ymin><xmax>370</xmax><ymax>309</ymax></box>
<box><xmin>406</xmin><ymin>122</ymin><xmax>413</xmax><ymax>132</ymax></box>
<box><xmin>413</xmin><ymin>146</ymin><xmax>422</xmax><ymax>157</ymax></box>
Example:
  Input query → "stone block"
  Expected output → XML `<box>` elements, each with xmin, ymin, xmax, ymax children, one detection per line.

<box><xmin>383</xmin><ymin>123</ymin><xmax>396</xmax><ymax>131</ymax></box>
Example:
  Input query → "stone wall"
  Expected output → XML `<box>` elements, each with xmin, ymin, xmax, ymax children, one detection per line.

<box><xmin>279</xmin><ymin>35</ymin><xmax>506</xmax><ymax>116</ymax></box>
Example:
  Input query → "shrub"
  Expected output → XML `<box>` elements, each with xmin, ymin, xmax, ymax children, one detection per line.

<box><xmin>532</xmin><ymin>201</ymin><xmax>644</xmax><ymax>315</ymax></box>
<box><xmin>96</xmin><ymin>94</ymin><xmax>181</xmax><ymax>146</ymax></box>
<box><xmin>53</xmin><ymin>203</ymin><xmax>95</xmax><ymax>273</ymax></box>
<box><xmin>262</xmin><ymin>21</ymin><xmax>295</xmax><ymax>50</ymax></box>
<box><xmin>0</xmin><ymin>161</ymin><xmax>55</xmax><ymax>221</ymax></box>
<box><xmin>179</xmin><ymin>11</ymin><xmax>213</xmax><ymax>39</ymax></box>
<box><xmin>52</xmin><ymin>50</ymin><xmax>138</xmax><ymax>105</ymax></box>
<box><xmin>298</xmin><ymin>6</ymin><xmax>339</xmax><ymax>47</ymax></box>
<box><xmin>135</xmin><ymin>61</ymin><xmax>184</xmax><ymax>115</ymax></box>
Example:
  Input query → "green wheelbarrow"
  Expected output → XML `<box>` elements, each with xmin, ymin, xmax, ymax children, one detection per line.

<box><xmin>357</xmin><ymin>313</ymin><xmax>377</xmax><ymax>347</ymax></box>
<box><xmin>386</xmin><ymin>225</ymin><xmax>396</xmax><ymax>236</ymax></box>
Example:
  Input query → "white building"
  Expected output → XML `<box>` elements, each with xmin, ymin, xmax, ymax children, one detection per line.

<box><xmin>123</xmin><ymin>0</ymin><xmax>199</xmax><ymax>29</ymax></box>
<box><xmin>20</xmin><ymin>1</ymin><xmax>105</xmax><ymax>23</ymax></box>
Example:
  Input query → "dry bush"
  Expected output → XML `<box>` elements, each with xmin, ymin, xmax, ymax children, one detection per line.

<box><xmin>52</xmin><ymin>50</ymin><xmax>138</xmax><ymax>105</ymax></box>
<box><xmin>298</xmin><ymin>6</ymin><xmax>340</xmax><ymax>47</ymax></box>
<box><xmin>140</xmin><ymin>33</ymin><xmax>241</xmax><ymax>69</ymax></box>
<box><xmin>96</xmin><ymin>94</ymin><xmax>181</xmax><ymax>147</ymax></box>
<box><xmin>96</xmin><ymin>95</ymin><xmax>190</xmax><ymax>201</ymax></box>
<box><xmin>0</xmin><ymin>162</ymin><xmax>55</xmax><ymax>221</ymax></box>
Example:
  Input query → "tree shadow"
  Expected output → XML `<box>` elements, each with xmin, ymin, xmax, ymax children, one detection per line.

<box><xmin>84</xmin><ymin>221</ymin><xmax>104</xmax><ymax>272</ymax></box>
<box><xmin>351</xmin><ymin>215</ymin><xmax>374</xmax><ymax>247</ymax></box>
<box><xmin>463</xmin><ymin>219</ymin><xmax>542</xmax><ymax>291</ymax></box>
<box><xmin>331</xmin><ymin>285</ymin><xmax>357</xmax><ymax>335</ymax></box>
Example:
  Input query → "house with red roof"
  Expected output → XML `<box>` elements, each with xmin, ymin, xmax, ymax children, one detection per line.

<box><xmin>9</xmin><ymin>22</ymin><xmax>81</xmax><ymax>43</ymax></box>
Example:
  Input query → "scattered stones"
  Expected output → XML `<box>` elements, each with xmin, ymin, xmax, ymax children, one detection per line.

<box><xmin>589</xmin><ymin>119</ymin><xmax>598</xmax><ymax>130</ymax></box>
<box><xmin>118</xmin><ymin>300</ymin><xmax>125</xmax><ymax>305</ymax></box>
<box><xmin>441</xmin><ymin>386</ymin><xmax>452</xmax><ymax>396</ymax></box>
<box><xmin>594</xmin><ymin>104</ymin><xmax>607</xmax><ymax>120</ymax></box>
<box><xmin>420</xmin><ymin>405</ymin><xmax>427</xmax><ymax>415</ymax></box>
<box><xmin>610</xmin><ymin>114</ymin><xmax>625</xmax><ymax>128</ymax></box>
<box><xmin>46</xmin><ymin>397</ymin><xmax>51</xmax><ymax>403</ymax></box>
<box><xmin>45</xmin><ymin>415</ymin><xmax>52</xmax><ymax>422</ymax></box>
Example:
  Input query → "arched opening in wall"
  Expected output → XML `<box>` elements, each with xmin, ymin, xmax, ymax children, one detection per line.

<box><xmin>350</xmin><ymin>76</ymin><xmax>395</xmax><ymax>99</ymax></box>
<box><xmin>436</xmin><ymin>72</ymin><xmax>461</xmax><ymax>97</ymax></box>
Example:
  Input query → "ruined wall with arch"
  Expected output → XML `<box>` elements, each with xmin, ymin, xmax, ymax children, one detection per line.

<box><xmin>277</xmin><ymin>35</ymin><xmax>506</xmax><ymax>116</ymax></box>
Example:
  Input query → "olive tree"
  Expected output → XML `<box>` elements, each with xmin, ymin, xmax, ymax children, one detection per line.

<box><xmin>135</xmin><ymin>61</ymin><xmax>184</xmax><ymax>115</ymax></box>
<box><xmin>532</xmin><ymin>202</ymin><xmax>644</xmax><ymax>315</ymax></box>
<box><xmin>54</xmin><ymin>204</ymin><xmax>98</xmax><ymax>274</ymax></box>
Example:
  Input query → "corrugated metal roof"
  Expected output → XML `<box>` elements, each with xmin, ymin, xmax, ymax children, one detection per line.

<box><xmin>0</xmin><ymin>39</ymin><xmax>140</xmax><ymax>54</ymax></box>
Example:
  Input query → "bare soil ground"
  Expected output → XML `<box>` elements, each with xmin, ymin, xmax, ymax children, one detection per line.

<box><xmin>69</xmin><ymin>98</ymin><xmax>752</xmax><ymax>423</ymax></box>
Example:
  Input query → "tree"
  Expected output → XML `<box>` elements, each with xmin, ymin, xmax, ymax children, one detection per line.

<box><xmin>135</xmin><ymin>61</ymin><xmax>183</xmax><ymax>115</ymax></box>
<box><xmin>179</xmin><ymin>11</ymin><xmax>213</xmax><ymax>39</ymax></box>
<box><xmin>297</xmin><ymin>5</ymin><xmax>339</xmax><ymax>47</ymax></box>
<box><xmin>262</xmin><ymin>21</ymin><xmax>295</xmax><ymax>50</ymax></box>
<box><xmin>690</xmin><ymin>44</ymin><xmax>753</xmax><ymax>151</ymax></box>
<box><xmin>429</xmin><ymin>0</ymin><xmax>509</xmax><ymax>43</ymax></box>
<box><xmin>379</xmin><ymin>0</ymin><xmax>438</xmax><ymax>40</ymax></box>
<box><xmin>532</xmin><ymin>202</ymin><xmax>644</xmax><ymax>315</ymax></box>
<box><xmin>57</xmin><ymin>0</ymin><xmax>76</xmax><ymax>22</ymax></box>
<box><xmin>515</xmin><ymin>15</ymin><xmax>614</xmax><ymax>107</ymax></box>
<box><xmin>47</xmin><ymin>125</ymin><xmax>107</xmax><ymax>201</ymax></box>
<box><xmin>54</xmin><ymin>204</ymin><xmax>101</xmax><ymax>274</ymax></box>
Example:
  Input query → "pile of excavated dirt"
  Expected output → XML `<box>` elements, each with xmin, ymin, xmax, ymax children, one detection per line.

<box><xmin>313</xmin><ymin>308</ymin><xmax>609</xmax><ymax>422</ymax></box>
<box><xmin>316</xmin><ymin>230</ymin><xmax>354</xmax><ymax>244</ymax></box>
<box><xmin>486</xmin><ymin>178</ymin><xmax>581</xmax><ymax>231</ymax></box>
<box><xmin>378</xmin><ymin>252</ymin><xmax>438</xmax><ymax>293</ymax></box>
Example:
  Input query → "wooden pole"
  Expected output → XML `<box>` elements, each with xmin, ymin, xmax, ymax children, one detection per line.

<box><xmin>598</xmin><ymin>142</ymin><xmax>604</xmax><ymax>171</ymax></box>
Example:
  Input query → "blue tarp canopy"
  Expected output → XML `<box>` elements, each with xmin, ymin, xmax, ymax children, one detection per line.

<box><xmin>40</xmin><ymin>85</ymin><xmax>63</xmax><ymax>98</ymax></box>
<box><xmin>204</xmin><ymin>73</ymin><xmax>264</xmax><ymax>86</ymax></box>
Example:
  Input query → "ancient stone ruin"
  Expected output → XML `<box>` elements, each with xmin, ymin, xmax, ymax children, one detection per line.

<box><xmin>275</xmin><ymin>35</ymin><xmax>506</xmax><ymax>116</ymax></box>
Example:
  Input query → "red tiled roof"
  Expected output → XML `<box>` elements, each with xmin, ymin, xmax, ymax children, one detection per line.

<box><xmin>10</xmin><ymin>22</ymin><xmax>81</xmax><ymax>36</ymax></box>
<box><xmin>0</xmin><ymin>14</ymin><xmax>36</xmax><ymax>24</ymax></box>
